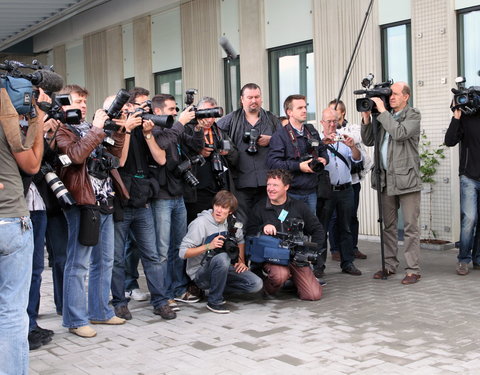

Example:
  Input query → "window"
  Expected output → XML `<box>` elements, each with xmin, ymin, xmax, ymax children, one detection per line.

<box><xmin>154</xmin><ymin>68</ymin><xmax>182</xmax><ymax>106</ymax></box>
<box><xmin>125</xmin><ymin>77</ymin><xmax>135</xmax><ymax>91</ymax></box>
<box><xmin>458</xmin><ymin>7</ymin><xmax>480</xmax><ymax>86</ymax></box>
<box><xmin>381</xmin><ymin>21</ymin><xmax>412</xmax><ymax>89</ymax></box>
<box><xmin>224</xmin><ymin>57</ymin><xmax>241</xmax><ymax>114</ymax></box>
<box><xmin>269</xmin><ymin>41</ymin><xmax>315</xmax><ymax>121</ymax></box>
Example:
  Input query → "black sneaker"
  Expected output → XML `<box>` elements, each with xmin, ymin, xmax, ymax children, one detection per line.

<box><xmin>206</xmin><ymin>302</ymin><xmax>230</xmax><ymax>314</ymax></box>
<box><xmin>36</xmin><ymin>326</ymin><xmax>54</xmax><ymax>337</ymax></box>
<box><xmin>28</xmin><ymin>328</ymin><xmax>52</xmax><ymax>350</ymax></box>
<box><xmin>114</xmin><ymin>305</ymin><xmax>132</xmax><ymax>320</ymax></box>
<box><xmin>153</xmin><ymin>304</ymin><xmax>177</xmax><ymax>320</ymax></box>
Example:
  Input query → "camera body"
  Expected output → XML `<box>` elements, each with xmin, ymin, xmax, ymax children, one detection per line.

<box><xmin>176</xmin><ymin>160</ymin><xmax>199</xmax><ymax>187</ymax></box>
<box><xmin>300</xmin><ymin>154</ymin><xmax>324</xmax><ymax>173</ymax></box>
<box><xmin>205</xmin><ymin>215</ymin><xmax>242</xmax><ymax>264</ymax></box>
<box><xmin>450</xmin><ymin>76</ymin><xmax>480</xmax><ymax>115</ymax></box>
<box><xmin>87</xmin><ymin>149</ymin><xmax>120</xmax><ymax>180</ymax></box>
<box><xmin>42</xmin><ymin>94</ymin><xmax>82</xmax><ymax>125</ymax></box>
<box><xmin>103</xmin><ymin>89</ymin><xmax>131</xmax><ymax>132</ymax></box>
<box><xmin>184</xmin><ymin>88</ymin><xmax>224</xmax><ymax>121</ymax></box>
<box><xmin>354</xmin><ymin>74</ymin><xmax>392</xmax><ymax>114</ymax></box>
<box><xmin>243</xmin><ymin>127</ymin><xmax>260</xmax><ymax>154</ymax></box>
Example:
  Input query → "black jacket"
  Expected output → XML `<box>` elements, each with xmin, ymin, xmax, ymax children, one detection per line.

<box><xmin>246</xmin><ymin>196</ymin><xmax>324</xmax><ymax>248</ymax></box>
<box><xmin>445</xmin><ymin>111</ymin><xmax>480</xmax><ymax>181</ymax></box>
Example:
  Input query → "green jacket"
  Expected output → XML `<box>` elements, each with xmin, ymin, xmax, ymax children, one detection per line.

<box><xmin>361</xmin><ymin>106</ymin><xmax>422</xmax><ymax>196</ymax></box>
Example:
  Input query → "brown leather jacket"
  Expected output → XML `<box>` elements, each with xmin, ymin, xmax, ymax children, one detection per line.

<box><xmin>56</xmin><ymin>123</ymin><xmax>129</xmax><ymax>205</ymax></box>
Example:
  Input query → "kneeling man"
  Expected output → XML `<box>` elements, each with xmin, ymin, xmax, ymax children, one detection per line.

<box><xmin>246</xmin><ymin>169</ymin><xmax>324</xmax><ymax>300</ymax></box>
<box><xmin>179</xmin><ymin>191</ymin><xmax>263</xmax><ymax>313</ymax></box>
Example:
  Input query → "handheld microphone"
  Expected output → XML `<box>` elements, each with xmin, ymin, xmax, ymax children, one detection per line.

<box><xmin>219</xmin><ymin>36</ymin><xmax>238</xmax><ymax>60</ymax></box>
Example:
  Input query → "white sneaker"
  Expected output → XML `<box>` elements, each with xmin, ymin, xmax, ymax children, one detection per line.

<box><xmin>125</xmin><ymin>288</ymin><xmax>149</xmax><ymax>301</ymax></box>
<box><xmin>168</xmin><ymin>299</ymin><xmax>180</xmax><ymax>312</ymax></box>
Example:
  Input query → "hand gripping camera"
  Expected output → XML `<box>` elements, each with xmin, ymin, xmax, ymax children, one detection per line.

<box><xmin>450</xmin><ymin>76</ymin><xmax>480</xmax><ymax>115</ymax></box>
<box><xmin>204</xmin><ymin>215</ymin><xmax>242</xmax><ymax>264</ymax></box>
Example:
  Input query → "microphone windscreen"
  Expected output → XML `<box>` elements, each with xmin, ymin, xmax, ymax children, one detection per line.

<box><xmin>31</xmin><ymin>70</ymin><xmax>64</xmax><ymax>93</ymax></box>
<box><xmin>219</xmin><ymin>36</ymin><xmax>238</xmax><ymax>59</ymax></box>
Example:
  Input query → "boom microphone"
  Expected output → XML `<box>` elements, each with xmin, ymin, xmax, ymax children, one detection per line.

<box><xmin>219</xmin><ymin>36</ymin><xmax>238</xmax><ymax>60</ymax></box>
<box><xmin>25</xmin><ymin>70</ymin><xmax>64</xmax><ymax>93</ymax></box>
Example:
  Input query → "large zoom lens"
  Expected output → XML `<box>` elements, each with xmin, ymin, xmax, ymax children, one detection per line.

<box><xmin>195</xmin><ymin>107</ymin><xmax>224</xmax><ymax>119</ymax></box>
<box><xmin>106</xmin><ymin>89</ymin><xmax>131</xmax><ymax>119</ymax></box>
<box><xmin>141</xmin><ymin>113</ymin><xmax>174</xmax><ymax>128</ymax></box>
<box><xmin>44</xmin><ymin>172</ymin><xmax>76</xmax><ymax>208</ymax></box>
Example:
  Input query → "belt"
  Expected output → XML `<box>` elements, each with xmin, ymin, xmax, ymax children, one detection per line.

<box><xmin>332</xmin><ymin>182</ymin><xmax>351</xmax><ymax>191</ymax></box>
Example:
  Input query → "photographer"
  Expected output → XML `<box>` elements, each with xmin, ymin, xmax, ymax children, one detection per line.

<box><xmin>361</xmin><ymin>81</ymin><xmax>422</xmax><ymax>284</ymax></box>
<box><xmin>56</xmin><ymin>86</ymin><xmax>129</xmax><ymax>338</ymax></box>
<box><xmin>217</xmin><ymin>83</ymin><xmax>282</xmax><ymax>225</ymax></box>
<box><xmin>0</xmin><ymin>86</ymin><xmax>46</xmax><ymax>374</ymax></box>
<box><xmin>445</xmin><ymin>106</ymin><xmax>480</xmax><ymax>275</ymax></box>
<box><xmin>246</xmin><ymin>169</ymin><xmax>323</xmax><ymax>301</ymax></box>
<box><xmin>179</xmin><ymin>190</ymin><xmax>263</xmax><ymax>314</ymax></box>
<box><xmin>267</xmin><ymin>94</ymin><xmax>328</xmax><ymax>214</ymax></box>
<box><xmin>183</xmin><ymin>96</ymin><xmax>239</xmax><ymax>224</ymax></box>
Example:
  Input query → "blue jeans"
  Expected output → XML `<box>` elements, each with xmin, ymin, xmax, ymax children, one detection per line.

<box><xmin>458</xmin><ymin>175</ymin><xmax>480</xmax><ymax>263</ymax></box>
<box><xmin>124</xmin><ymin>232</ymin><xmax>140</xmax><ymax>291</ymax></box>
<box><xmin>112</xmin><ymin>206</ymin><xmax>168</xmax><ymax>308</ymax></box>
<box><xmin>45</xmin><ymin>212</ymin><xmax>68</xmax><ymax>315</ymax></box>
<box><xmin>288</xmin><ymin>192</ymin><xmax>317</xmax><ymax>214</ymax></box>
<box><xmin>28</xmin><ymin>210</ymin><xmax>47</xmax><ymax>331</ymax></box>
<box><xmin>152</xmin><ymin>198</ymin><xmax>188</xmax><ymax>299</ymax></box>
<box><xmin>62</xmin><ymin>207</ymin><xmax>115</xmax><ymax>328</ymax></box>
<box><xmin>194</xmin><ymin>253</ymin><xmax>263</xmax><ymax>305</ymax></box>
<box><xmin>0</xmin><ymin>217</ymin><xmax>33</xmax><ymax>375</ymax></box>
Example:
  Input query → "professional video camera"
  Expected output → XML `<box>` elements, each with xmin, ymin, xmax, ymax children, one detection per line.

<box><xmin>450</xmin><ymin>76</ymin><xmax>480</xmax><ymax>115</ymax></box>
<box><xmin>354</xmin><ymin>73</ymin><xmax>392</xmax><ymax>113</ymax></box>
<box><xmin>204</xmin><ymin>215</ymin><xmax>242</xmax><ymax>263</ymax></box>
<box><xmin>184</xmin><ymin>89</ymin><xmax>224</xmax><ymax>120</ymax></box>
<box><xmin>299</xmin><ymin>138</ymin><xmax>324</xmax><ymax>173</ymax></box>
<box><xmin>246</xmin><ymin>218</ymin><xmax>319</xmax><ymax>267</ymax></box>
<box><xmin>87</xmin><ymin>147</ymin><xmax>120</xmax><ymax>180</ymax></box>
<box><xmin>40</xmin><ymin>94</ymin><xmax>82</xmax><ymax>125</ymax></box>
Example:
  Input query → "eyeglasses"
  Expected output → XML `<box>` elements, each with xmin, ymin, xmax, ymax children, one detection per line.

<box><xmin>322</xmin><ymin>120</ymin><xmax>338</xmax><ymax>125</ymax></box>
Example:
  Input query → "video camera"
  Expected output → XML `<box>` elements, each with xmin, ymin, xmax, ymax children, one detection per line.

<box><xmin>354</xmin><ymin>73</ymin><xmax>392</xmax><ymax>114</ymax></box>
<box><xmin>204</xmin><ymin>215</ymin><xmax>242</xmax><ymax>264</ymax></box>
<box><xmin>40</xmin><ymin>94</ymin><xmax>81</xmax><ymax>125</ymax></box>
<box><xmin>450</xmin><ymin>76</ymin><xmax>480</xmax><ymax>115</ymax></box>
<box><xmin>246</xmin><ymin>218</ymin><xmax>319</xmax><ymax>267</ymax></box>
<box><xmin>184</xmin><ymin>89</ymin><xmax>224</xmax><ymax>120</ymax></box>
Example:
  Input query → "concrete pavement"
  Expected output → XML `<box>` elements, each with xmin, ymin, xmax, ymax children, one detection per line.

<box><xmin>30</xmin><ymin>240</ymin><xmax>480</xmax><ymax>374</ymax></box>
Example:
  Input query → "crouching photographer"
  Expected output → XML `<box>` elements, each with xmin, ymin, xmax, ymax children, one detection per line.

<box><xmin>56</xmin><ymin>88</ymin><xmax>129</xmax><ymax>338</ymax></box>
<box><xmin>179</xmin><ymin>191</ymin><xmax>263</xmax><ymax>314</ymax></box>
<box><xmin>246</xmin><ymin>169</ymin><xmax>324</xmax><ymax>301</ymax></box>
<box><xmin>182</xmin><ymin>96</ymin><xmax>239</xmax><ymax>224</ymax></box>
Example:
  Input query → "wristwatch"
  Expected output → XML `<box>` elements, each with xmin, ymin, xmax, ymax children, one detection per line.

<box><xmin>144</xmin><ymin>133</ymin><xmax>152</xmax><ymax>140</ymax></box>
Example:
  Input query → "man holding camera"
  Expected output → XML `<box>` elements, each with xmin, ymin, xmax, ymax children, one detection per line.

<box><xmin>319</xmin><ymin>108</ymin><xmax>363</xmax><ymax>277</ymax></box>
<box><xmin>267</xmin><ymin>94</ymin><xmax>328</xmax><ymax>214</ymax></box>
<box><xmin>445</xmin><ymin>103</ymin><xmax>480</xmax><ymax>275</ymax></box>
<box><xmin>217</xmin><ymin>83</ymin><xmax>282</xmax><ymax>225</ymax></box>
<box><xmin>179</xmin><ymin>190</ymin><xmax>263</xmax><ymax>313</ymax></box>
<box><xmin>246</xmin><ymin>169</ymin><xmax>323</xmax><ymax>300</ymax></box>
<box><xmin>0</xmin><ymin>85</ymin><xmax>46</xmax><ymax>373</ymax></box>
<box><xmin>149</xmin><ymin>93</ymin><xmax>204</xmax><ymax>310</ymax></box>
<box><xmin>182</xmin><ymin>96</ymin><xmax>238</xmax><ymax>224</ymax></box>
<box><xmin>361</xmin><ymin>81</ymin><xmax>422</xmax><ymax>284</ymax></box>
<box><xmin>56</xmin><ymin>86</ymin><xmax>129</xmax><ymax>338</ymax></box>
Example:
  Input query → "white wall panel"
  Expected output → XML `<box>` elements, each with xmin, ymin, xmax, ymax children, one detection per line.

<box><xmin>65</xmin><ymin>40</ymin><xmax>85</xmax><ymax>87</ymax></box>
<box><xmin>122</xmin><ymin>23</ymin><xmax>134</xmax><ymax>79</ymax></box>
<box><xmin>455</xmin><ymin>0</ymin><xmax>480</xmax><ymax>9</ymax></box>
<box><xmin>151</xmin><ymin>8</ymin><xmax>182</xmax><ymax>73</ymax></box>
<box><xmin>378</xmin><ymin>0</ymin><xmax>411</xmax><ymax>25</ymax></box>
<box><xmin>220</xmin><ymin>0</ymin><xmax>240</xmax><ymax>58</ymax></box>
<box><xmin>264</xmin><ymin>0</ymin><xmax>313</xmax><ymax>48</ymax></box>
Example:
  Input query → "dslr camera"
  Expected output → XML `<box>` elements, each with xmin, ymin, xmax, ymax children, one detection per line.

<box><xmin>450</xmin><ymin>76</ymin><xmax>480</xmax><ymax>115</ymax></box>
<box><xmin>184</xmin><ymin>89</ymin><xmax>224</xmax><ymax>120</ymax></box>
<box><xmin>243</xmin><ymin>127</ymin><xmax>260</xmax><ymax>154</ymax></box>
<box><xmin>87</xmin><ymin>147</ymin><xmax>120</xmax><ymax>180</ymax></box>
<box><xmin>204</xmin><ymin>215</ymin><xmax>242</xmax><ymax>264</ymax></box>
<box><xmin>103</xmin><ymin>89</ymin><xmax>131</xmax><ymax>132</ymax></box>
<box><xmin>176</xmin><ymin>159</ymin><xmax>200</xmax><ymax>187</ymax></box>
<box><xmin>300</xmin><ymin>138</ymin><xmax>324</xmax><ymax>173</ymax></box>
<box><xmin>354</xmin><ymin>73</ymin><xmax>392</xmax><ymax>114</ymax></box>
<box><xmin>134</xmin><ymin>100</ymin><xmax>174</xmax><ymax>129</ymax></box>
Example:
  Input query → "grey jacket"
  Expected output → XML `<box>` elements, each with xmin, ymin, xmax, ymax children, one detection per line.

<box><xmin>361</xmin><ymin>106</ymin><xmax>422</xmax><ymax>196</ymax></box>
<box><xmin>179</xmin><ymin>209</ymin><xmax>244</xmax><ymax>280</ymax></box>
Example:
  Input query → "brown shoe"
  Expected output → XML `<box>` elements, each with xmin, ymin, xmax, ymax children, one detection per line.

<box><xmin>401</xmin><ymin>273</ymin><xmax>421</xmax><ymax>285</ymax></box>
<box><xmin>331</xmin><ymin>252</ymin><xmax>341</xmax><ymax>262</ymax></box>
<box><xmin>373</xmin><ymin>269</ymin><xmax>395</xmax><ymax>279</ymax></box>
<box><xmin>354</xmin><ymin>250</ymin><xmax>367</xmax><ymax>259</ymax></box>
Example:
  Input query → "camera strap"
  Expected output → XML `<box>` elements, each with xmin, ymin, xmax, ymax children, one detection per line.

<box><xmin>285</xmin><ymin>123</ymin><xmax>318</xmax><ymax>159</ymax></box>
<box><xmin>130</xmin><ymin>130</ymin><xmax>146</xmax><ymax>177</ymax></box>
<box><xmin>326</xmin><ymin>144</ymin><xmax>350</xmax><ymax>169</ymax></box>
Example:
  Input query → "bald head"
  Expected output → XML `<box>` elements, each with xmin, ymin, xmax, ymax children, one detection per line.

<box><xmin>321</xmin><ymin>108</ymin><xmax>339</xmax><ymax>136</ymax></box>
<box><xmin>389</xmin><ymin>81</ymin><xmax>411</xmax><ymax>112</ymax></box>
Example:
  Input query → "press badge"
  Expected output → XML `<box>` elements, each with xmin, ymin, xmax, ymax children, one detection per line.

<box><xmin>278</xmin><ymin>209</ymin><xmax>288</xmax><ymax>222</ymax></box>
